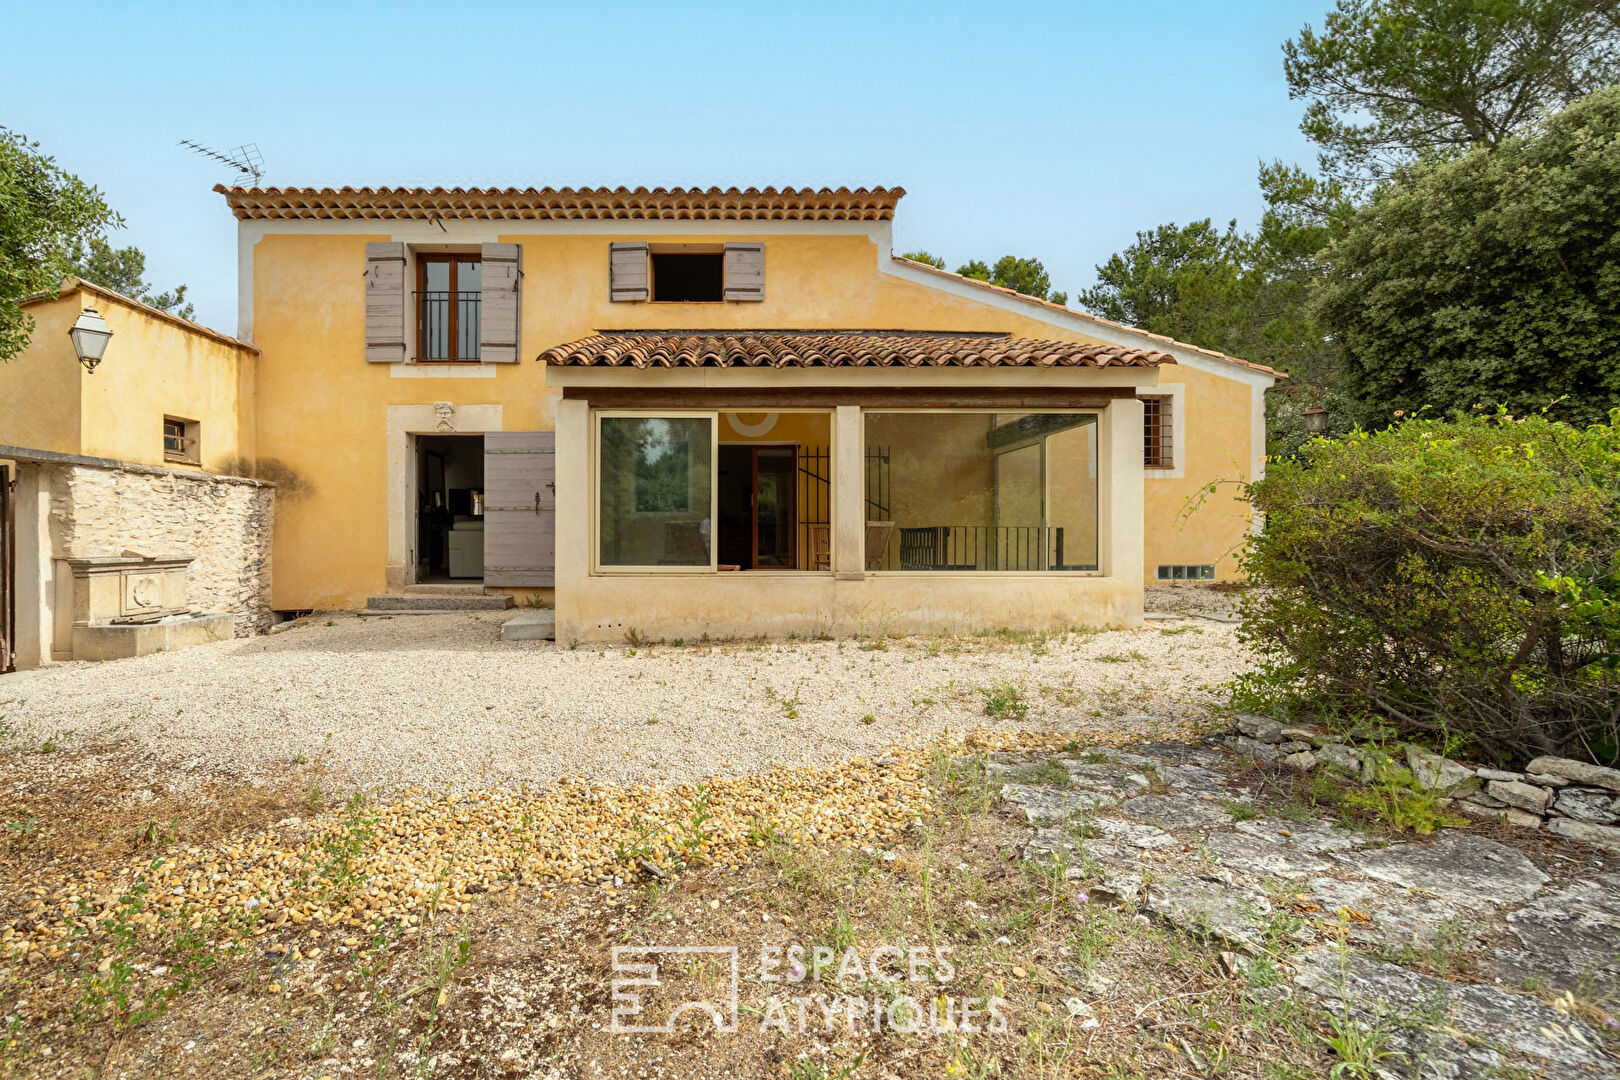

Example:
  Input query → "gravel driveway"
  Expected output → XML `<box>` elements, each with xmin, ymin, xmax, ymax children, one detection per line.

<box><xmin>0</xmin><ymin>595</ymin><xmax>1248</xmax><ymax>790</ymax></box>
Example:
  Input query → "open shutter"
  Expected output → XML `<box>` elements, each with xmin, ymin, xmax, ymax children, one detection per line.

<box><xmin>480</xmin><ymin>242</ymin><xmax>522</xmax><ymax>362</ymax></box>
<box><xmin>364</xmin><ymin>242</ymin><xmax>407</xmax><ymax>362</ymax></box>
<box><xmin>723</xmin><ymin>242</ymin><xmax>765</xmax><ymax>301</ymax></box>
<box><xmin>609</xmin><ymin>242</ymin><xmax>649</xmax><ymax>302</ymax></box>
<box><xmin>484</xmin><ymin>432</ymin><xmax>555</xmax><ymax>587</ymax></box>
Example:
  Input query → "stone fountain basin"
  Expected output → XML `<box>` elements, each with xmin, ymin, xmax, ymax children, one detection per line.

<box><xmin>71</xmin><ymin>612</ymin><xmax>233</xmax><ymax>661</ymax></box>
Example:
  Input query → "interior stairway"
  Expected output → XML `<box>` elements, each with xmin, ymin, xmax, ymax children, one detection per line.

<box><xmin>361</xmin><ymin>584</ymin><xmax>515</xmax><ymax>616</ymax></box>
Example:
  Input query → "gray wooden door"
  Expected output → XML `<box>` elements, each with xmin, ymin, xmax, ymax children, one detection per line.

<box><xmin>483</xmin><ymin>432</ymin><xmax>555</xmax><ymax>587</ymax></box>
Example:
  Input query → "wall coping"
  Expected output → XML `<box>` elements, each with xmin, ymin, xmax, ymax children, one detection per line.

<box><xmin>0</xmin><ymin>444</ymin><xmax>274</xmax><ymax>488</ymax></box>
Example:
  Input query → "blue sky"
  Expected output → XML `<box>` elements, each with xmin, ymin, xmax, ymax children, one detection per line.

<box><xmin>4</xmin><ymin>0</ymin><xmax>1323</xmax><ymax>333</ymax></box>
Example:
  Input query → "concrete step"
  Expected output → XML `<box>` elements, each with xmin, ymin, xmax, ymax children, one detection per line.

<box><xmin>401</xmin><ymin>582</ymin><xmax>492</xmax><ymax>596</ymax></box>
<box><xmin>501</xmin><ymin>609</ymin><xmax>555</xmax><ymax>642</ymax></box>
<box><xmin>365</xmin><ymin>593</ymin><xmax>513</xmax><ymax>612</ymax></box>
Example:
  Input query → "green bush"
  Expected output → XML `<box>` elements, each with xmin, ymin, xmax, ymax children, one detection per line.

<box><xmin>1238</xmin><ymin>410</ymin><xmax>1620</xmax><ymax>765</ymax></box>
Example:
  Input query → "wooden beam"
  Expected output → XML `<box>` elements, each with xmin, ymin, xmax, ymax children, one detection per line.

<box><xmin>560</xmin><ymin>386</ymin><xmax>1138</xmax><ymax>409</ymax></box>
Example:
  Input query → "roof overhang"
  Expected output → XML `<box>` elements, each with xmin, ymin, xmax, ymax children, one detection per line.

<box><xmin>538</xmin><ymin>330</ymin><xmax>1174</xmax><ymax>370</ymax></box>
<box><xmin>215</xmin><ymin>185</ymin><xmax>905</xmax><ymax>222</ymax></box>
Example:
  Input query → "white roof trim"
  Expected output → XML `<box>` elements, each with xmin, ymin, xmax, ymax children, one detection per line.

<box><xmin>880</xmin><ymin>255</ymin><xmax>1281</xmax><ymax>388</ymax></box>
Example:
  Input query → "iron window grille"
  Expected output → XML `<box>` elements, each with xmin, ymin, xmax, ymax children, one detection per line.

<box><xmin>1143</xmin><ymin>396</ymin><xmax>1174</xmax><ymax>468</ymax></box>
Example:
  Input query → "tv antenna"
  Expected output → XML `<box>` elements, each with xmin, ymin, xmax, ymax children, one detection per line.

<box><xmin>178</xmin><ymin>140</ymin><xmax>264</xmax><ymax>185</ymax></box>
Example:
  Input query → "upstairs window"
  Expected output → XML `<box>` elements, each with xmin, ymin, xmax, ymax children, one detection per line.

<box><xmin>610</xmin><ymin>242</ymin><xmax>764</xmax><ymax>302</ymax></box>
<box><xmin>1143</xmin><ymin>396</ymin><xmax>1174</xmax><ymax>469</ymax></box>
<box><xmin>416</xmin><ymin>254</ymin><xmax>481</xmax><ymax>361</ymax></box>
<box><xmin>651</xmin><ymin>251</ymin><xmax>724</xmax><ymax>302</ymax></box>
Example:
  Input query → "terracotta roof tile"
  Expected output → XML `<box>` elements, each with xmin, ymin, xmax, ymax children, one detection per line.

<box><xmin>215</xmin><ymin>185</ymin><xmax>904</xmax><ymax>222</ymax></box>
<box><xmin>539</xmin><ymin>330</ymin><xmax>1172</xmax><ymax>369</ymax></box>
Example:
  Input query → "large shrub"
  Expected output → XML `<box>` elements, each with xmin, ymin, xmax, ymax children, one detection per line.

<box><xmin>1239</xmin><ymin>410</ymin><xmax>1620</xmax><ymax>764</ymax></box>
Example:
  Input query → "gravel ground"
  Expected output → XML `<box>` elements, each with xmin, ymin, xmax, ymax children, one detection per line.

<box><xmin>0</xmin><ymin>590</ymin><xmax>1250</xmax><ymax>790</ymax></box>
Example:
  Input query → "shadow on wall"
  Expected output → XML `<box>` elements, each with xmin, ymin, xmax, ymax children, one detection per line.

<box><xmin>224</xmin><ymin>457</ymin><xmax>310</xmax><ymax>499</ymax></box>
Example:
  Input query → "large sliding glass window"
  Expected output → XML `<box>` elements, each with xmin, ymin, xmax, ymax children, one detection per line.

<box><xmin>864</xmin><ymin>411</ymin><xmax>1098</xmax><ymax>571</ymax></box>
<box><xmin>599</xmin><ymin>416</ymin><xmax>714</xmax><ymax>568</ymax></box>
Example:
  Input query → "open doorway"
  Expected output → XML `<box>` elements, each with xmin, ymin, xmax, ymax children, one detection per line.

<box><xmin>415</xmin><ymin>434</ymin><xmax>485</xmax><ymax>582</ymax></box>
<box><xmin>716</xmin><ymin>411</ymin><xmax>832</xmax><ymax>571</ymax></box>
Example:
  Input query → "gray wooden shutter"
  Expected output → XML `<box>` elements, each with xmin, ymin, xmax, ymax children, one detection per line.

<box><xmin>479</xmin><ymin>242</ymin><xmax>522</xmax><ymax>363</ymax></box>
<box><xmin>723</xmin><ymin>242</ymin><xmax>765</xmax><ymax>301</ymax></box>
<box><xmin>484</xmin><ymin>432</ymin><xmax>555</xmax><ymax>587</ymax></box>
<box><xmin>364</xmin><ymin>242</ymin><xmax>407</xmax><ymax>362</ymax></box>
<box><xmin>609</xmin><ymin>242</ymin><xmax>649</xmax><ymax>302</ymax></box>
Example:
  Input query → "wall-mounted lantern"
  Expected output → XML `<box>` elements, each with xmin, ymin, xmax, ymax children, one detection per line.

<box><xmin>1302</xmin><ymin>405</ymin><xmax>1328</xmax><ymax>435</ymax></box>
<box><xmin>68</xmin><ymin>306</ymin><xmax>113</xmax><ymax>374</ymax></box>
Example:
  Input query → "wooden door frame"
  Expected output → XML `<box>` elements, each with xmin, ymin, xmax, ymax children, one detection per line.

<box><xmin>719</xmin><ymin>441</ymin><xmax>799</xmax><ymax>570</ymax></box>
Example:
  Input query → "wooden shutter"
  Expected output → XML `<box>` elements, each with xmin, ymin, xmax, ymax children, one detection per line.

<box><xmin>609</xmin><ymin>242</ymin><xmax>649</xmax><ymax>301</ymax></box>
<box><xmin>364</xmin><ymin>242</ymin><xmax>407</xmax><ymax>362</ymax></box>
<box><xmin>723</xmin><ymin>242</ymin><xmax>765</xmax><ymax>301</ymax></box>
<box><xmin>480</xmin><ymin>242</ymin><xmax>522</xmax><ymax>363</ymax></box>
<box><xmin>484</xmin><ymin>432</ymin><xmax>555</xmax><ymax>587</ymax></box>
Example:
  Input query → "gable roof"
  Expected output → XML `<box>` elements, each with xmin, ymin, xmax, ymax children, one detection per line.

<box><xmin>216</xmin><ymin>185</ymin><xmax>904</xmax><ymax>222</ymax></box>
<box><xmin>540</xmin><ymin>330</ymin><xmax>1172</xmax><ymax>369</ymax></box>
<box><xmin>889</xmin><ymin>257</ymin><xmax>1284</xmax><ymax>380</ymax></box>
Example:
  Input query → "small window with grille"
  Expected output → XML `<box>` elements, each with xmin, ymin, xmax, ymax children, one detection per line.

<box><xmin>163</xmin><ymin>416</ymin><xmax>200</xmax><ymax>465</ymax></box>
<box><xmin>1143</xmin><ymin>396</ymin><xmax>1174</xmax><ymax>468</ymax></box>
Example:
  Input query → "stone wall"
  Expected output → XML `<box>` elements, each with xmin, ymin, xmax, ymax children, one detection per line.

<box><xmin>1223</xmin><ymin>716</ymin><xmax>1620</xmax><ymax>852</ymax></box>
<box><xmin>46</xmin><ymin>462</ymin><xmax>274</xmax><ymax>635</ymax></box>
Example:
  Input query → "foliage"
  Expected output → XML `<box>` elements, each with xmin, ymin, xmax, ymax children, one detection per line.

<box><xmin>70</xmin><ymin>236</ymin><xmax>194</xmax><ymax>319</ymax></box>
<box><xmin>0</xmin><ymin>127</ymin><xmax>118</xmax><ymax>363</ymax></box>
<box><xmin>1318</xmin><ymin>86</ymin><xmax>1620</xmax><ymax>429</ymax></box>
<box><xmin>981</xmin><ymin>679</ymin><xmax>1030</xmax><ymax>722</ymax></box>
<box><xmin>1284</xmin><ymin>0</ymin><xmax>1620</xmax><ymax>183</ymax></box>
<box><xmin>1238</xmin><ymin>410</ymin><xmax>1620</xmax><ymax>764</ymax></box>
<box><xmin>955</xmin><ymin>254</ymin><xmax>1067</xmax><ymax>306</ymax></box>
<box><xmin>899</xmin><ymin>250</ymin><xmax>946</xmax><ymax>269</ymax></box>
<box><xmin>1339</xmin><ymin>752</ymin><xmax>1466</xmax><ymax>834</ymax></box>
<box><xmin>1076</xmin><ymin>219</ymin><xmax>1246</xmax><ymax>342</ymax></box>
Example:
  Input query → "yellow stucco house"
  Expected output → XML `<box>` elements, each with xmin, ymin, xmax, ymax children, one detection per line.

<box><xmin>0</xmin><ymin>184</ymin><xmax>1278</xmax><ymax>664</ymax></box>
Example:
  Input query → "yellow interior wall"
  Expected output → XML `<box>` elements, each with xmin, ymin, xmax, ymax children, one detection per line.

<box><xmin>251</xmin><ymin>230</ymin><xmax>1262</xmax><ymax>609</ymax></box>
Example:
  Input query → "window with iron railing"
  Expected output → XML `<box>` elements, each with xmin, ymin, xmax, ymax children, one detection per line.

<box><xmin>1143</xmin><ymin>396</ymin><xmax>1174</xmax><ymax>469</ymax></box>
<box><xmin>415</xmin><ymin>255</ymin><xmax>481</xmax><ymax>361</ymax></box>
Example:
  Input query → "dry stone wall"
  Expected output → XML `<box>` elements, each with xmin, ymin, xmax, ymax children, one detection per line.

<box><xmin>1222</xmin><ymin>715</ymin><xmax>1620</xmax><ymax>851</ymax></box>
<box><xmin>46</xmin><ymin>462</ymin><xmax>274</xmax><ymax>635</ymax></box>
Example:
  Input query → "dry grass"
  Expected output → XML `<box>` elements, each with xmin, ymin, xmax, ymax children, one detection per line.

<box><xmin>0</xmin><ymin>742</ymin><xmax>1330</xmax><ymax>1079</ymax></box>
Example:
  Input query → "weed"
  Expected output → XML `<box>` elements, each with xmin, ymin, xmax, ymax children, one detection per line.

<box><xmin>313</xmin><ymin>791</ymin><xmax>377</xmax><ymax>901</ymax></box>
<box><xmin>1018</xmin><ymin>758</ymin><xmax>1073</xmax><ymax>788</ymax></box>
<box><xmin>787</xmin><ymin>1055</ymin><xmax>863</xmax><ymax>1080</ymax></box>
<box><xmin>982</xmin><ymin>679</ymin><xmax>1030</xmax><ymax>722</ymax></box>
<box><xmin>860</xmin><ymin>713</ymin><xmax>877</xmax><ymax>725</ymax></box>
<box><xmin>674</xmin><ymin>785</ymin><xmax>715</xmax><ymax>866</ymax></box>
<box><xmin>1341</xmin><ymin>753</ymin><xmax>1466</xmax><ymax>835</ymax></box>
<box><xmin>1222</xmin><ymin>799</ymin><xmax>1259</xmax><ymax>821</ymax></box>
<box><xmin>1159</xmin><ymin>625</ymin><xmax>1205</xmax><ymax>636</ymax></box>
<box><xmin>624</xmin><ymin>627</ymin><xmax>649</xmax><ymax>648</ymax></box>
<box><xmin>1320</xmin><ymin>1007</ymin><xmax>1403</xmax><ymax>1078</ymax></box>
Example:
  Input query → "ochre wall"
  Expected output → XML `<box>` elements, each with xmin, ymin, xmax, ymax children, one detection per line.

<box><xmin>2</xmin><ymin>288</ymin><xmax>257</xmax><ymax>474</ymax></box>
<box><xmin>1146</xmin><ymin>365</ymin><xmax>1253</xmax><ymax>578</ymax></box>
<box><xmin>0</xmin><ymin>299</ymin><xmax>84</xmax><ymax>456</ymax></box>
<box><xmin>247</xmin><ymin>230</ymin><xmax>1263</xmax><ymax>610</ymax></box>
